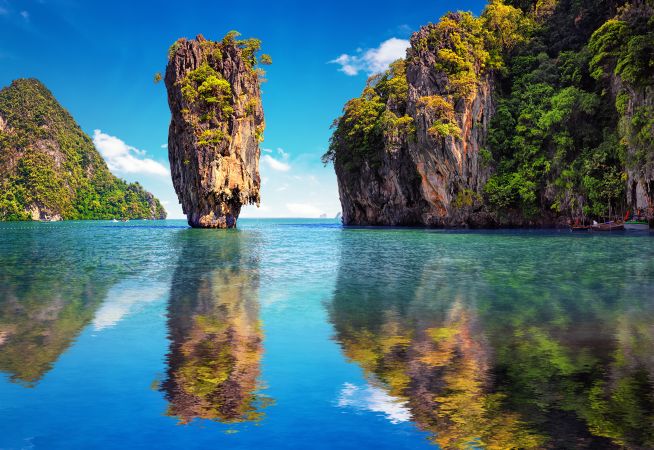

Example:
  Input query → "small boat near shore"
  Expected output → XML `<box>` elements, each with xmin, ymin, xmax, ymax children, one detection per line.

<box><xmin>591</xmin><ymin>221</ymin><xmax>624</xmax><ymax>232</ymax></box>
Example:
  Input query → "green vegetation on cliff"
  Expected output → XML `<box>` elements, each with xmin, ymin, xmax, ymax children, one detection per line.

<box><xmin>327</xmin><ymin>0</ymin><xmax>654</xmax><ymax>225</ymax></box>
<box><xmin>324</xmin><ymin>1</ymin><xmax>531</xmax><ymax>170</ymax></box>
<box><xmin>165</xmin><ymin>31</ymin><xmax>266</xmax><ymax>228</ymax></box>
<box><xmin>323</xmin><ymin>59</ymin><xmax>412</xmax><ymax>171</ymax></box>
<box><xmin>483</xmin><ymin>0</ymin><xmax>654</xmax><ymax>221</ymax></box>
<box><xmin>0</xmin><ymin>79</ymin><xmax>166</xmax><ymax>221</ymax></box>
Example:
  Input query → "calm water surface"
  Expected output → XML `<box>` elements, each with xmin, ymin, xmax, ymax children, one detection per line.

<box><xmin>1</xmin><ymin>219</ymin><xmax>653</xmax><ymax>449</ymax></box>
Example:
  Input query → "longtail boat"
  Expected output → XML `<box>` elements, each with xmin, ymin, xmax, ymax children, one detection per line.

<box><xmin>591</xmin><ymin>221</ymin><xmax>624</xmax><ymax>231</ymax></box>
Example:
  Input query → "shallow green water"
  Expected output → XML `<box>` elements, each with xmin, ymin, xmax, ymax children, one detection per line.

<box><xmin>0</xmin><ymin>219</ymin><xmax>653</xmax><ymax>449</ymax></box>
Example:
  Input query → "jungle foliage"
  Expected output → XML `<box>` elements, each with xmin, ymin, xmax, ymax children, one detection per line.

<box><xmin>0</xmin><ymin>79</ymin><xmax>166</xmax><ymax>221</ymax></box>
<box><xmin>322</xmin><ymin>59</ymin><xmax>411</xmax><ymax>171</ymax></box>
<box><xmin>485</xmin><ymin>0</ymin><xmax>653</xmax><ymax>220</ymax></box>
<box><xmin>170</xmin><ymin>31</ymin><xmax>269</xmax><ymax>151</ymax></box>
<box><xmin>326</xmin><ymin>0</ymin><xmax>654</xmax><ymax>222</ymax></box>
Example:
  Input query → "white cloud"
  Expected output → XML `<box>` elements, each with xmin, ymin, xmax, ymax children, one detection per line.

<box><xmin>160</xmin><ymin>143</ymin><xmax>167</xmax><ymax>149</ymax></box>
<box><xmin>262</xmin><ymin>154</ymin><xmax>290</xmax><ymax>172</ymax></box>
<box><xmin>337</xmin><ymin>382</ymin><xmax>411</xmax><ymax>424</ymax></box>
<box><xmin>93</xmin><ymin>130</ymin><xmax>169</xmax><ymax>176</ymax></box>
<box><xmin>330</xmin><ymin>37</ymin><xmax>410</xmax><ymax>76</ymax></box>
<box><xmin>19</xmin><ymin>10</ymin><xmax>28</xmax><ymax>20</ymax></box>
<box><xmin>242</xmin><ymin>146</ymin><xmax>342</xmax><ymax>219</ymax></box>
<box><xmin>286</xmin><ymin>203</ymin><xmax>324</xmax><ymax>217</ymax></box>
<box><xmin>261</xmin><ymin>148</ymin><xmax>291</xmax><ymax>172</ymax></box>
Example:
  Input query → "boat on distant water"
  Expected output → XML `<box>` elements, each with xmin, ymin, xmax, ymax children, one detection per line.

<box><xmin>591</xmin><ymin>220</ymin><xmax>624</xmax><ymax>231</ymax></box>
<box><xmin>570</xmin><ymin>217</ymin><xmax>591</xmax><ymax>232</ymax></box>
<box><xmin>112</xmin><ymin>219</ymin><xmax>119</xmax><ymax>223</ymax></box>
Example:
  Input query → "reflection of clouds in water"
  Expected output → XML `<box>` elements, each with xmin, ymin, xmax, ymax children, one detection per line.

<box><xmin>260</xmin><ymin>289</ymin><xmax>287</xmax><ymax>308</ymax></box>
<box><xmin>337</xmin><ymin>382</ymin><xmax>411</xmax><ymax>424</ymax></box>
<box><xmin>93</xmin><ymin>282</ymin><xmax>168</xmax><ymax>331</ymax></box>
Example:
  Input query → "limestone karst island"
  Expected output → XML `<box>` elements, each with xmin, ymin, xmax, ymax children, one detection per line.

<box><xmin>1</xmin><ymin>1</ymin><xmax>653</xmax><ymax>449</ymax></box>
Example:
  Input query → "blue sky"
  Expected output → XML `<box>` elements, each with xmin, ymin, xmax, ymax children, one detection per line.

<box><xmin>0</xmin><ymin>0</ymin><xmax>486</xmax><ymax>218</ymax></box>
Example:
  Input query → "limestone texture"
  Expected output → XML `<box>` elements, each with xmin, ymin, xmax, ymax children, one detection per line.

<box><xmin>165</xmin><ymin>34</ymin><xmax>264</xmax><ymax>228</ymax></box>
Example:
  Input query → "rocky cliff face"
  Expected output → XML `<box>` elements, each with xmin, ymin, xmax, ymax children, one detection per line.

<box><xmin>329</xmin><ymin>1</ymin><xmax>653</xmax><ymax>227</ymax></box>
<box><xmin>625</xmin><ymin>85</ymin><xmax>654</xmax><ymax>211</ymax></box>
<box><xmin>404</xmin><ymin>23</ymin><xmax>494</xmax><ymax>227</ymax></box>
<box><xmin>598</xmin><ymin>2</ymin><xmax>654</xmax><ymax>214</ymax></box>
<box><xmin>0</xmin><ymin>79</ymin><xmax>167</xmax><ymax>221</ymax></box>
<box><xmin>165</xmin><ymin>34</ymin><xmax>265</xmax><ymax>228</ymax></box>
<box><xmin>328</xmin><ymin>14</ymin><xmax>495</xmax><ymax>227</ymax></box>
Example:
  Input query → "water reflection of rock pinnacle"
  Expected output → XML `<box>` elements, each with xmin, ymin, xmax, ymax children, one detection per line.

<box><xmin>162</xmin><ymin>232</ymin><xmax>271</xmax><ymax>424</ymax></box>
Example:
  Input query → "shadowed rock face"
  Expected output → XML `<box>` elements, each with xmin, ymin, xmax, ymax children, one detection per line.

<box><xmin>165</xmin><ymin>35</ymin><xmax>263</xmax><ymax>228</ymax></box>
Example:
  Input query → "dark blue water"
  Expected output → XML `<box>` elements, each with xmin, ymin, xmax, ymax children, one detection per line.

<box><xmin>0</xmin><ymin>219</ymin><xmax>653</xmax><ymax>449</ymax></box>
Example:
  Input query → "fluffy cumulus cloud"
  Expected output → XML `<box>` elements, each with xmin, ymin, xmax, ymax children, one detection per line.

<box><xmin>92</xmin><ymin>130</ymin><xmax>169</xmax><ymax>176</ymax></box>
<box><xmin>330</xmin><ymin>38</ymin><xmax>410</xmax><ymax>76</ymax></box>
<box><xmin>261</xmin><ymin>147</ymin><xmax>291</xmax><ymax>172</ymax></box>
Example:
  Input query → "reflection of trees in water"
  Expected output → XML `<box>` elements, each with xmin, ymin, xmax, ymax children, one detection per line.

<box><xmin>582</xmin><ymin>310</ymin><xmax>654</xmax><ymax>447</ymax></box>
<box><xmin>331</xmin><ymin>287</ymin><xmax>542</xmax><ymax>447</ymax></box>
<box><xmin>328</xmin><ymin>232</ymin><xmax>654</xmax><ymax>449</ymax></box>
<box><xmin>0</xmin><ymin>229</ymin><xmax>112</xmax><ymax>386</ymax></box>
<box><xmin>162</xmin><ymin>231</ymin><xmax>270</xmax><ymax>424</ymax></box>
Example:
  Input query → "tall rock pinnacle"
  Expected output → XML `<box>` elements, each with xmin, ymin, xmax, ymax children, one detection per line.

<box><xmin>165</xmin><ymin>33</ymin><xmax>266</xmax><ymax>228</ymax></box>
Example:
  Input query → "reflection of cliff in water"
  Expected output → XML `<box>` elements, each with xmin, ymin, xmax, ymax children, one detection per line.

<box><xmin>162</xmin><ymin>231</ymin><xmax>270</xmax><ymax>424</ymax></box>
<box><xmin>328</xmin><ymin>231</ymin><xmax>654</xmax><ymax>449</ymax></box>
<box><xmin>0</xmin><ymin>229</ymin><xmax>112</xmax><ymax>386</ymax></box>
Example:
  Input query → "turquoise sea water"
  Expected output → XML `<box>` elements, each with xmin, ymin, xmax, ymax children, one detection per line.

<box><xmin>0</xmin><ymin>219</ymin><xmax>653</xmax><ymax>449</ymax></box>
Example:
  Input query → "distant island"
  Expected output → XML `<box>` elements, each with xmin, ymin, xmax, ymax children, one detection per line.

<box><xmin>324</xmin><ymin>0</ymin><xmax>654</xmax><ymax>228</ymax></box>
<box><xmin>0</xmin><ymin>79</ymin><xmax>166</xmax><ymax>221</ymax></box>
